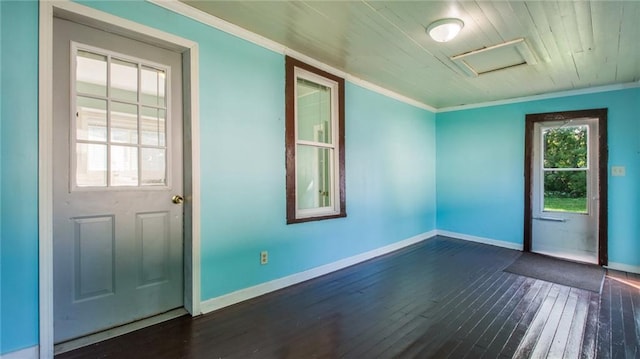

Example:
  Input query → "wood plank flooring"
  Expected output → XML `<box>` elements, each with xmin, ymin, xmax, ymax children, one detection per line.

<box><xmin>56</xmin><ymin>236</ymin><xmax>640</xmax><ymax>359</ymax></box>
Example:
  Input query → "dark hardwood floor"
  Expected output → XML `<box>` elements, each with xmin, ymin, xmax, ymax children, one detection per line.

<box><xmin>57</xmin><ymin>236</ymin><xmax>640</xmax><ymax>359</ymax></box>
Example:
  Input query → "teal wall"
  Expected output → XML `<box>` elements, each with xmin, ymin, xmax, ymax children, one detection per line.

<box><xmin>436</xmin><ymin>88</ymin><xmax>640</xmax><ymax>267</ymax></box>
<box><xmin>0</xmin><ymin>0</ymin><xmax>40</xmax><ymax>354</ymax></box>
<box><xmin>0</xmin><ymin>1</ymin><xmax>436</xmax><ymax>354</ymax></box>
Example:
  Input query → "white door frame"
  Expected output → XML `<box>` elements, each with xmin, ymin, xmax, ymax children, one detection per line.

<box><xmin>39</xmin><ymin>2</ymin><xmax>201</xmax><ymax>358</ymax></box>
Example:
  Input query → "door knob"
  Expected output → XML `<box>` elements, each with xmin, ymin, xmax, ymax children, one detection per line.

<box><xmin>172</xmin><ymin>195</ymin><xmax>184</xmax><ymax>204</ymax></box>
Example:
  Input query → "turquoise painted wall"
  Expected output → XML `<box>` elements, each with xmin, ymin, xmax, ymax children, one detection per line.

<box><xmin>0</xmin><ymin>0</ymin><xmax>40</xmax><ymax>354</ymax></box>
<box><xmin>436</xmin><ymin>88</ymin><xmax>640</xmax><ymax>267</ymax></box>
<box><xmin>0</xmin><ymin>1</ymin><xmax>436</xmax><ymax>354</ymax></box>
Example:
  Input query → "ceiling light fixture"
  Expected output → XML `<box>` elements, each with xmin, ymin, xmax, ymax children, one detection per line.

<box><xmin>427</xmin><ymin>18</ymin><xmax>464</xmax><ymax>43</ymax></box>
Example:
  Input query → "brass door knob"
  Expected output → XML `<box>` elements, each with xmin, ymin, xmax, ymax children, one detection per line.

<box><xmin>172</xmin><ymin>195</ymin><xmax>184</xmax><ymax>204</ymax></box>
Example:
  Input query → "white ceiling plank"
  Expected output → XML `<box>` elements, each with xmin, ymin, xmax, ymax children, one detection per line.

<box><xmin>457</xmin><ymin>1</ymin><xmax>504</xmax><ymax>45</ymax></box>
<box><xmin>589</xmin><ymin>1</ymin><xmax>622</xmax><ymax>85</ymax></box>
<box><xmin>557</xmin><ymin>1</ymin><xmax>583</xmax><ymax>54</ymax></box>
<box><xmin>616</xmin><ymin>2</ymin><xmax>640</xmax><ymax>82</ymax></box>
<box><xmin>522</xmin><ymin>2</ymin><xmax>571</xmax><ymax>86</ymax></box>
<box><xmin>178</xmin><ymin>0</ymin><xmax>640</xmax><ymax>108</ymax></box>
<box><xmin>573</xmin><ymin>1</ymin><xmax>595</xmax><ymax>52</ymax></box>
<box><xmin>508</xmin><ymin>2</ymin><xmax>550</xmax><ymax>64</ymax></box>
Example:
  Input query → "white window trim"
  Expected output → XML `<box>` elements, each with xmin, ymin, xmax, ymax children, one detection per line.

<box><xmin>293</xmin><ymin>67</ymin><xmax>341</xmax><ymax>220</ymax></box>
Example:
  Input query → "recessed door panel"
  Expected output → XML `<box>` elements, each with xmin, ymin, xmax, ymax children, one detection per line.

<box><xmin>74</xmin><ymin>216</ymin><xmax>115</xmax><ymax>301</ymax></box>
<box><xmin>137</xmin><ymin>212</ymin><xmax>170</xmax><ymax>286</ymax></box>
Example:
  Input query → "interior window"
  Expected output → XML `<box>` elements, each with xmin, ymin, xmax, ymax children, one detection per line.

<box><xmin>285</xmin><ymin>56</ymin><xmax>346</xmax><ymax>223</ymax></box>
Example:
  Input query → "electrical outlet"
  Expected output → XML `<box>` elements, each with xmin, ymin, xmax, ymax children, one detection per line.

<box><xmin>260</xmin><ymin>251</ymin><xmax>268</xmax><ymax>265</ymax></box>
<box><xmin>611</xmin><ymin>166</ymin><xmax>626</xmax><ymax>177</ymax></box>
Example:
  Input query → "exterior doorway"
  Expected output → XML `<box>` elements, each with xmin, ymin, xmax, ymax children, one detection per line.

<box><xmin>524</xmin><ymin>109</ymin><xmax>608</xmax><ymax>265</ymax></box>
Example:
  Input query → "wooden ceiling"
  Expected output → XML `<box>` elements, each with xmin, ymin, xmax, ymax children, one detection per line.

<box><xmin>180</xmin><ymin>1</ymin><xmax>640</xmax><ymax>109</ymax></box>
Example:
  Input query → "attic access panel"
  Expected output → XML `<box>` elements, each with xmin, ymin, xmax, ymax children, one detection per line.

<box><xmin>451</xmin><ymin>38</ymin><xmax>538</xmax><ymax>77</ymax></box>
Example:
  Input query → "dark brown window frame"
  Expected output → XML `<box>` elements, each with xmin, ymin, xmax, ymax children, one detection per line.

<box><xmin>285</xmin><ymin>56</ymin><xmax>346</xmax><ymax>224</ymax></box>
<box><xmin>524</xmin><ymin>108</ymin><xmax>608</xmax><ymax>265</ymax></box>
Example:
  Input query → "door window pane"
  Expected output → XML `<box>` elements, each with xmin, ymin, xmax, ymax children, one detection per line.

<box><xmin>111</xmin><ymin>145</ymin><xmax>138</xmax><ymax>186</ymax></box>
<box><xmin>76</xmin><ymin>143</ymin><xmax>107</xmax><ymax>187</ymax></box>
<box><xmin>111</xmin><ymin>102</ymin><xmax>138</xmax><ymax>144</ymax></box>
<box><xmin>76</xmin><ymin>51</ymin><xmax>107</xmax><ymax>97</ymax></box>
<box><xmin>543</xmin><ymin>170</ymin><xmax>587</xmax><ymax>213</ymax></box>
<box><xmin>76</xmin><ymin>96</ymin><xmax>107</xmax><ymax>141</ymax></box>
<box><xmin>141</xmin><ymin>66</ymin><xmax>166</xmax><ymax>107</ymax></box>
<box><xmin>140</xmin><ymin>107</ymin><xmax>166</xmax><ymax>146</ymax></box>
<box><xmin>297</xmin><ymin>78</ymin><xmax>332</xmax><ymax>144</ymax></box>
<box><xmin>141</xmin><ymin>148</ymin><xmax>166</xmax><ymax>186</ymax></box>
<box><xmin>296</xmin><ymin>145</ymin><xmax>332</xmax><ymax>210</ymax></box>
<box><xmin>73</xmin><ymin>46</ymin><xmax>169</xmax><ymax>189</ymax></box>
<box><xmin>111</xmin><ymin>58</ymin><xmax>138</xmax><ymax>102</ymax></box>
<box><xmin>543</xmin><ymin>125</ymin><xmax>588</xmax><ymax>169</ymax></box>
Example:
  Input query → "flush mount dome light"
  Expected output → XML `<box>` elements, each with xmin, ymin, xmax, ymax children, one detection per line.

<box><xmin>427</xmin><ymin>18</ymin><xmax>464</xmax><ymax>42</ymax></box>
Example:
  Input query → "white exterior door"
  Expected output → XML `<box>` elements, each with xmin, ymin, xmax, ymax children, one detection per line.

<box><xmin>53</xmin><ymin>18</ymin><xmax>184</xmax><ymax>343</ymax></box>
<box><xmin>531</xmin><ymin>118</ymin><xmax>599</xmax><ymax>263</ymax></box>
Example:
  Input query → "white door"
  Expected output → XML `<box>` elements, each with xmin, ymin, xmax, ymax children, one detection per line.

<box><xmin>531</xmin><ymin>118</ymin><xmax>599</xmax><ymax>263</ymax></box>
<box><xmin>53</xmin><ymin>18</ymin><xmax>184</xmax><ymax>343</ymax></box>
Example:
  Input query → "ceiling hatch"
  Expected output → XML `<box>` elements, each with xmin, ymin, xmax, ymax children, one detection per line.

<box><xmin>451</xmin><ymin>38</ymin><xmax>538</xmax><ymax>77</ymax></box>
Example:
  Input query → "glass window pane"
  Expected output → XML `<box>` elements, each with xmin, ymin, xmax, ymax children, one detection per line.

<box><xmin>140</xmin><ymin>107</ymin><xmax>166</xmax><ymax>146</ymax></box>
<box><xmin>297</xmin><ymin>78</ymin><xmax>332</xmax><ymax>144</ymax></box>
<box><xmin>141</xmin><ymin>148</ymin><xmax>166</xmax><ymax>186</ymax></box>
<box><xmin>111</xmin><ymin>102</ymin><xmax>138</xmax><ymax>144</ymax></box>
<box><xmin>141</xmin><ymin>66</ymin><xmax>166</xmax><ymax>107</ymax></box>
<box><xmin>76</xmin><ymin>96</ymin><xmax>107</xmax><ymax>141</ymax></box>
<box><xmin>296</xmin><ymin>145</ymin><xmax>332</xmax><ymax>210</ymax></box>
<box><xmin>76</xmin><ymin>143</ymin><xmax>107</xmax><ymax>187</ymax></box>
<box><xmin>543</xmin><ymin>170</ymin><xmax>587</xmax><ymax>213</ymax></box>
<box><xmin>111</xmin><ymin>58</ymin><xmax>138</xmax><ymax>102</ymax></box>
<box><xmin>543</xmin><ymin>125</ymin><xmax>588</xmax><ymax>169</ymax></box>
<box><xmin>111</xmin><ymin>145</ymin><xmax>138</xmax><ymax>186</ymax></box>
<box><xmin>76</xmin><ymin>50</ymin><xmax>107</xmax><ymax>97</ymax></box>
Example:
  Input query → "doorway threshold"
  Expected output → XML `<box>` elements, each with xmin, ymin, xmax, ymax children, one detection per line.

<box><xmin>532</xmin><ymin>249</ymin><xmax>598</xmax><ymax>265</ymax></box>
<box><xmin>54</xmin><ymin>308</ymin><xmax>188</xmax><ymax>355</ymax></box>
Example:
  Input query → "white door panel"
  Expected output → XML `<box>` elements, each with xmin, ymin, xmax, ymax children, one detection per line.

<box><xmin>53</xmin><ymin>18</ymin><xmax>184</xmax><ymax>343</ymax></box>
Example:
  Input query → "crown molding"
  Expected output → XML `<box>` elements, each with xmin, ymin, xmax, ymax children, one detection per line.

<box><xmin>437</xmin><ymin>81</ymin><xmax>640</xmax><ymax>113</ymax></box>
<box><xmin>147</xmin><ymin>0</ymin><xmax>436</xmax><ymax>113</ymax></box>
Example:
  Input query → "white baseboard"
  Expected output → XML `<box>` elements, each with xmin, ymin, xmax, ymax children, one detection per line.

<box><xmin>0</xmin><ymin>346</ymin><xmax>38</xmax><ymax>359</ymax></box>
<box><xmin>200</xmin><ymin>230</ymin><xmax>437</xmax><ymax>314</ymax></box>
<box><xmin>436</xmin><ymin>230</ymin><xmax>523</xmax><ymax>251</ymax></box>
<box><xmin>605</xmin><ymin>262</ymin><xmax>640</xmax><ymax>274</ymax></box>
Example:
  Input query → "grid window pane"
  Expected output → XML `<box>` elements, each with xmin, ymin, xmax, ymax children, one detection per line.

<box><xmin>73</xmin><ymin>47</ymin><xmax>169</xmax><ymax>189</ymax></box>
<box><xmin>111</xmin><ymin>145</ymin><xmax>138</xmax><ymax>186</ymax></box>
<box><xmin>140</xmin><ymin>107</ymin><xmax>166</xmax><ymax>147</ymax></box>
<box><xmin>76</xmin><ymin>143</ymin><xmax>107</xmax><ymax>187</ymax></box>
<box><xmin>111</xmin><ymin>58</ymin><xmax>138</xmax><ymax>102</ymax></box>
<box><xmin>141</xmin><ymin>66</ymin><xmax>166</xmax><ymax>107</ymax></box>
<box><xmin>141</xmin><ymin>148</ymin><xmax>166</xmax><ymax>186</ymax></box>
<box><xmin>76</xmin><ymin>96</ymin><xmax>107</xmax><ymax>142</ymax></box>
<box><xmin>111</xmin><ymin>102</ymin><xmax>138</xmax><ymax>144</ymax></box>
<box><xmin>76</xmin><ymin>51</ymin><xmax>107</xmax><ymax>97</ymax></box>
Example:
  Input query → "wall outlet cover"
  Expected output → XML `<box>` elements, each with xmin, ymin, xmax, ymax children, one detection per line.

<box><xmin>611</xmin><ymin>166</ymin><xmax>626</xmax><ymax>177</ymax></box>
